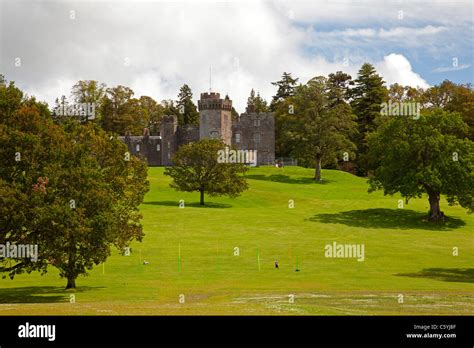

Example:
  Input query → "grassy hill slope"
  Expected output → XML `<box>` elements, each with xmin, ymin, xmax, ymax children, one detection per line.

<box><xmin>0</xmin><ymin>166</ymin><xmax>472</xmax><ymax>315</ymax></box>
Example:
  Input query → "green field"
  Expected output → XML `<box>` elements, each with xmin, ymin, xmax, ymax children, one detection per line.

<box><xmin>0</xmin><ymin>166</ymin><xmax>473</xmax><ymax>315</ymax></box>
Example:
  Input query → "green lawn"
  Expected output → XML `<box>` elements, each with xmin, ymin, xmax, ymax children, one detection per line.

<box><xmin>1</xmin><ymin>166</ymin><xmax>473</xmax><ymax>315</ymax></box>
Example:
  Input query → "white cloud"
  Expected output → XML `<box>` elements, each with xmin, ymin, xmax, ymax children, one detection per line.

<box><xmin>378</xmin><ymin>25</ymin><xmax>447</xmax><ymax>38</ymax></box>
<box><xmin>272</xmin><ymin>0</ymin><xmax>473</xmax><ymax>26</ymax></box>
<box><xmin>432</xmin><ymin>64</ymin><xmax>471</xmax><ymax>73</ymax></box>
<box><xmin>2</xmin><ymin>0</ymin><xmax>464</xmax><ymax>113</ymax></box>
<box><xmin>376</xmin><ymin>54</ymin><xmax>430</xmax><ymax>88</ymax></box>
<box><xmin>310</xmin><ymin>25</ymin><xmax>446</xmax><ymax>40</ymax></box>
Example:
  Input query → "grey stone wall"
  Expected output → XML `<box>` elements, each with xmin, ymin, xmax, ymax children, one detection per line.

<box><xmin>232</xmin><ymin>112</ymin><xmax>275</xmax><ymax>165</ymax></box>
<box><xmin>119</xmin><ymin>135</ymin><xmax>162</xmax><ymax>166</ymax></box>
<box><xmin>160</xmin><ymin>115</ymin><xmax>178</xmax><ymax>166</ymax></box>
<box><xmin>177</xmin><ymin>124</ymin><xmax>200</xmax><ymax>145</ymax></box>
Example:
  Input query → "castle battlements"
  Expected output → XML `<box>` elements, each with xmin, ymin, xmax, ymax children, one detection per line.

<box><xmin>198</xmin><ymin>92</ymin><xmax>232</xmax><ymax>111</ymax></box>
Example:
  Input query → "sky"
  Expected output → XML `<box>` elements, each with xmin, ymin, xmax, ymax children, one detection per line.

<box><xmin>0</xmin><ymin>0</ymin><xmax>473</xmax><ymax>113</ymax></box>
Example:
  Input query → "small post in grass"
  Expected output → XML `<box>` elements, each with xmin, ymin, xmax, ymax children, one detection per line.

<box><xmin>216</xmin><ymin>240</ymin><xmax>220</xmax><ymax>271</ymax></box>
<box><xmin>102</xmin><ymin>262</ymin><xmax>105</xmax><ymax>275</ymax></box>
<box><xmin>257</xmin><ymin>248</ymin><xmax>261</xmax><ymax>271</ymax></box>
<box><xmin>178</xmin><ymin>244</ymin><xmax>181</xmax><ymax>273</ymax></box>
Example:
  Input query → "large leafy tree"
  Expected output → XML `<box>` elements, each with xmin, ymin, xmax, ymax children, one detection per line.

<box><xmin>283</xmin><ymin>76</ymin><xmax>357</xmax><ymax>181</ymax></box>
<box><xmin>0</xmin><ymin>77</ymin><xmax>149</xmax><ymax>288</ymax></box>
<box><xmin>70</xmin><ymin>80</ymin><xmax>107</xmax><ymax>122</ymax></box>
<box><xmin>446</xmin><ymin>83</ymin><xmax>474</xmax><ymax>141</ymax></box>
<box><xmin>350</xmin><ymin>63</ymin><xmax>388</xmax><ymax>175</ymax></box>
<box><xmin>388</xmin><ymin>83</ymin><xmax>423</xmax><ymax>103</ymax></box>
<box><xmin>422</xmin><ymin>80</ymin><xmax>474</xmax><ymax>141</ymax></box>
<box><xmin>164</xmin><ymin>139</ymin><xmax>248</xmax><ymax>205</ymax></box>
<box><xmin>177</xmin><ymin>84</ymin><xmax>199</xmax><ymax>125</ymax></box>
<box><xmin>367</xmin><ymin>109</ymin><xmax>473</xmax><ymax>222</ymax></box>
<box><xmin>100</xmin><ymin>85</ymin><xmax>147</xmax><ymax>135</ymax></box>
<box><xmin>271</xmin><ymin>72</ymin><xmax>299</xmax><ymax>157</ymax></box>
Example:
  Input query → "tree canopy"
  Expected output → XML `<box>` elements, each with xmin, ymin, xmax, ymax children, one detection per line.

<box><xmin>279</xmin><ymin>76</ymin><xmax>357</xmax><ymax>180</ymax></box>
<box><xmin>164</xmin><ymin>139</ymin><xmax>248</xmax><ymax>205</ymax></box>
<box><xmin>271</xmin><ymin>72</ymin><xmax>299</xmax><ymax>108</ymax></box>
<box><xmin>350</xmin><ymin>63</ymin><xmax>388</xmax><ymax>175</ymax></box>
<box><xmin>0</xmin><ymin>77</ymin><xmax>149</xmax><ymax>288</ymax></box>
<box><xmin>367</xmin><ymin>108</ymin><xmax>473</xmax><ymax>221</ymax></box>
<box><xmin>177</xmin><ymin>84</ymin><xmax>199</xmax><ymax>125</ymax></box>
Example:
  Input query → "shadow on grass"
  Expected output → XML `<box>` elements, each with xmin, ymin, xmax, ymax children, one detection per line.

<box><xmin>309</xmin><ymin>208</ymin><xmax>465</xmax><ymax>231</ymax></box>
<box><xmin>0</xmin><ymin>285</ymin><xmax>104</xmax><ymax>304</ymax></box>
<box><xmin>396</xmin><ymin>268</ymin><xmax>474</xmax><ymax>283</ymax></box>
<box><xmin>142</xmin><ymin>200</ymin><xmax>232</xmax><ymax>208</ymax></box>
<box><xmin>246</xmin><ymin>174</ymin><xmax>333</xmax><ymax>185</ymax></box>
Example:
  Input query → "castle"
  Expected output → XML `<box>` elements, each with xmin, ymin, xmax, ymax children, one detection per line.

<box><xmin>119</xmin><ymin>92</ymin><xmax>275</xmax><ymax>166</ymax></box>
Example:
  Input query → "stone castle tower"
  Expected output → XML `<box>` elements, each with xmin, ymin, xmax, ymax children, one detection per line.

<box><xmin>197</xmin><ymin>92</ymin><xmax>233</xmax><ymax>145</ymax></box>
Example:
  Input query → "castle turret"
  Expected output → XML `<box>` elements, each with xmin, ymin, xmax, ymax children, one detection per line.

<box><xmin>198</xmin><ymin>92</ymin><xmax>232</xmax><ymax>145</ymax></box>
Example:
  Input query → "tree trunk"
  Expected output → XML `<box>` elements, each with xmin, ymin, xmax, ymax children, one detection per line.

<box><xmin>65</xmin><ymin>250</ymin><xmax>76</xmax><ymax>289</ymax></box>
<box><xmin>314</xmin><ymin>155</ymin><xmax>322</xmax><ymax>181</ymax></box>
<box><xmin>200</xmin><ymin>189</ymin><xmax>205</xmax><ymax>205</ymax></box>
<box><xmin>426</xmin><ymin>187</ymin><xmax>445</xmax><ymax>222</ymax></box>
<box><xmin>66</xmin><ymin>276</ymin><xmax>76</xmax><ymax>289</ymax></box>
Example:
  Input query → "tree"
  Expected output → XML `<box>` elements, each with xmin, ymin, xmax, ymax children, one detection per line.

<box><xmin>271</xmin><ymin>72</ymin><xmax>299</xmax><ymax>108</ymax></box>
<box><xmin>0</xmin><ymin>77</ymin><xmax>149</xmax><ymax>288</ymax></box>
<box><xmin>446</xmin><ymin>83</ymin><xmax>474</xmax><ymax>141</ymax></box>
<box><xmin>70</xmin><ymin>80</ymin><xmax>106</xmax><ymax>122</ymax></box>
<box><xmin>231</xmin><ymin>106</ymin><xmax>240</xmax><ymax>120</ymax></box>
<box><xmin>0</xmin><ymin>74</ymin><xmax>23</xmax><ymax>119</ymax></box>
<box><xmin>421</xmin><ymin>80</ymin><xmax>455</xmax><ymax>108</ymax></box>
<box><xmin>177</xmin><ymin>84</ymin><xmax>199</xmax><ymax>125</ymax></box>
<box><xmin>327</xmin><ymin>71</ymin><xmax>353</xmax><ymax>106</ymax></box>
<box><xmin>367</xmin><ymin>109</ymin><xmax>473</xmax><ymax>221</ymax></box>
<box><xmin>421</xmin><ymin>81</ymin><xmax>474</xmax><ymax>141</ymax></box>
<box><xmin>350</xmin><ymin>63</ymin><xmax>388</xmax><ymax>175</ymax></box>
<box><xmin>283</xmin><ymin>76</ymin><xmax>357</xmax><ymax>180</ymax></box>
<box><xmin>271</xmin><ymin>72</ymin><xmax>299</xmax><ymax>157</ymax></box>
<box><xmin>246</xmin><ymin>89</ymin><xmax>269</xmax><ymax>113</ymax></box>
<box><xmin>161</xmin><ymin>99</ymin><xmax>180</xmax><ymax>121</ymax></box>
<box><xmin>140</xmin><ymin>96</ymin><xmax>164</xmax><ymax>135</ymax></box>
<box><xmin>100</xmin><ymin>86</ymin><xmax>147</xmax><ymax>135</ymax></box>
<box><xmin>71</xmin><ymin>80</ymin><xmax>106</xmax><ymax>104</ymax></box>
<box><xmin>164</xmin><ymin>139</ymin><xmax>248</xmax><ymax>205</ymax></box>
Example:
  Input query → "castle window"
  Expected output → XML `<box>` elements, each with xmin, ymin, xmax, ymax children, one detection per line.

<box><xmin>254</xmin><ymin>119</ymin><xmax>261</xmax><ymax>127</ymax></box>
<box><xmin>156</xmin><ymin>144</ymin><xmax>160</xmax><ymax>151</ymax></box>
<box><xmin>167</xmin><ymin>152</ymin><xmax>170</xmax><ymax>159</ymax></box>
<box><xmin>235</xmin><ymin>133</ymin><xmax>241</xmax><ymax>143</ymax></box>
<box><xmin>136</xmin><ymin>144</ymin><xmax>140</xmax><ymax>152</ymax></box>
<box><xmin>210</xmin><ymin>131</ymin><xmax>219</xmax><ymax>139</ymax></box>
<box><xmin>254</xmin><ymin>133</ymin><xmax>261</xmax><ymax>143</ymax></box>
<box><xmin>167</xmin><ymin>141</ymin><xmax>171</xmax><ymax>149</ymax></box>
